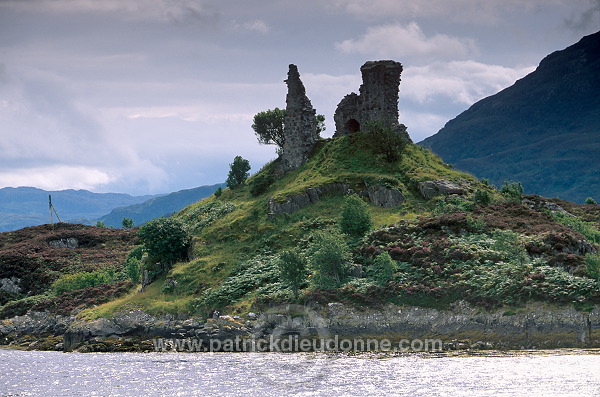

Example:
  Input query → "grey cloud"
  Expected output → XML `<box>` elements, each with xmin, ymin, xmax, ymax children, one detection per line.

<box><xmin>564</xmin><ymin>0</ymin><xmax>600</xmax><ymax>32</ymax></box>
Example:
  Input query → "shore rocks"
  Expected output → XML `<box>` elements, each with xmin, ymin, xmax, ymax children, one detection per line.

<box><xmin>2</xmin><ymin>302</ymin><xmax>600</xmax><ymax>352</ymax></box>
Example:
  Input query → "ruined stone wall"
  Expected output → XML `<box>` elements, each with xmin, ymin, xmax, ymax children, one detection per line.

<box><xmin>281</xmin><ymin>64</ymin><xmax>318</xmax><ymax>171</ymax></box>
<box><xmin>334</xmin><ymin>60</ymin><xmax>411</xmax><ymax>142</ymax></box>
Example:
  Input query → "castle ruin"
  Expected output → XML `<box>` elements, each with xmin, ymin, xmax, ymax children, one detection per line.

<box><xmin>280</xmin><ymin>60</ymin><xmax>411</xmax><ymax>171</ymax></box>
<box><xmin>280</xmin><ymin>64</ymin><xmax>319</xmax><ymax>171</ymax></box>
<box><xmin>334</xmin><ymin>60</ymin><xmax>411</xmax><ymax>142</ymax></box>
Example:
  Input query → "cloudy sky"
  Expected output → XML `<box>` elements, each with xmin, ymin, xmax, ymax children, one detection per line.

<box><xmin>1</xmin><ymin>0</ymin><xmax>598</xmax><ymax>195</ymax></box>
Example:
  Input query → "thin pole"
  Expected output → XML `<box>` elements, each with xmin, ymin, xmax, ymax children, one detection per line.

<box><xmin>49</xmin><ymin>195</ymin><xmax>53</xmax><ymax>226</ymax></box>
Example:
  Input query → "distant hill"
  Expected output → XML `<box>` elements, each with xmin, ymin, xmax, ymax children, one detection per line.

<box><xmin>97</xmin><ymin>184</ymin><xmax>225</xmax><ymax>228</ymax></box>
<box><xmin>0</xmin><ymin>187</ymin><xmax>157</xmax><ymax>232</ymax></box>
<box><xmin>420</xmin><ymin>31</ymin><xmax>600</xmax><ymax>203</ymax></box>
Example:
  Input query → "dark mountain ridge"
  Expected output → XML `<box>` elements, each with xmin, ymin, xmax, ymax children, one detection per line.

<box><xmin>420</xmin><ymin>31</ymin><xmax>600</xmax><ymax>203</ymax></box>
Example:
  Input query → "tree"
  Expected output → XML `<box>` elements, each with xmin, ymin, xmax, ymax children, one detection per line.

<box><xmin>308</xmin><ymin>230</ymin><xmax>352</xmax><ymax>289</ymax></box>
<box><xmin>214</xmin><ymin>187</ymin><xmax>223</xmax><ymax>198</ymax></box>
<box><xmin>96</xmin><ymin>220</ymin><xmax>107</xmax><ymax>228</ymax></box>
<box><xmin>252</xmin><ymin>108</ymin><xmax>325</xmax><ymax>153</ymax></box>
<box><xmin>252</xmin><ymin>108</ymin><xmax>285</xmax><ymax>150</ymax></box>
<box><xmin>316</xmin><ymin>114</ymin><xmax>326</xmax><ymax>134</ymax></box>
<box><xmin>370</xmin><ymin>251</ymin><xmax>397</xmax><ymax>285</ymax></box>
<box><xmin>277</xmin><ymin>248</ymin><xmax>307</xmax><ymax>299</ymax></box>
<box><xmin>138</xmin><ymin>218</ymin><xmax>190</xmax><ymax>267</ymax></box>
<box><xmin>586</xmin><ymin>197</ymin><xmax>597</xmax><ymax>205</ymax></box>
<box><xmin>122</xmin><ymin>217</ymin><xmax>134</xmax><ymax>228</ymax></box>
<box><xmin>339</xmin><ymin>194</ymin><xmax>372</xmax><ymax>238</ymax></box>
<box><xmin>226</xmin><ymin>156</ymin><xmax>251</xmax><ymax>188</ymax></box>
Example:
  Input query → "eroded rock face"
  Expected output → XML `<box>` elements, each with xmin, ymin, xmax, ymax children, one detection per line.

<box><xmin>365</xmin><ymin>184</ymin><xmax>405</xmax><ymax>208</ymax></box>
<box><xmin>281</xmin><ymin>64</ymin><xmax>319</xmax><ymax>171</ymax></box>
<box><xmin>268</xmin><ymin>183</ymin><xmax>405</xmax><ymax>216</ymax></box>
<box><xmin>334</xmin><ymin>60</ymin><xmax>412</xmax><ymax>143</ymax></box>
<box><xmin>417</xmin><ymin>180</ymin><xmax>465</xmax><ymax>200</ymax></box>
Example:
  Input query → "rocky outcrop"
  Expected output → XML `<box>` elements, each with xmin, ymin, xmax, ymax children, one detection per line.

<box><xmin>268</xmin><ymin>183</ymin><xmax>405</xmax><ymax>216</ymax></box>
<box><xmin>334</xmin><ymin>60</ymin><xmax>412</xmax><ymax>143</ymax></box>
<box><xmin>417</xmin><ymin>180</ymin><xmax>465</xmax><ymax>200</ymax></box>
<box><xmin>522</xmin><ymin>194</ymin><xmax>570</xmax><ymax>215</ymax></box>
<box><xmin>364</xmin><ymin>184</ymin><xmax>405</xmax><ymax>208</ymax></box>
<box><xmin>48</xmin><ymin>237</ymin><xmax>79</xmax><ymax>248</ymax></box>
<box><xmin>281</xmin><ymin>64</ymin><xmax>319</xmax><ymax>171</ymax></box>
<box><xmin>268</xmin><ymin>183</ymin><xmax>351</xmax><ymax>216</ymax></box>
<box><xmin>0</xmin><ymin>277</ymin><xmax>22</xmax><ymax>294</ymax></box>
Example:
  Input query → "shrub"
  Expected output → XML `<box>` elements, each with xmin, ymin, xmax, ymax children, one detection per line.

<box><xmin>125</xmin><ymin>256</ymin><xmax>141</xmax><ymax>283</ymax></box>
<box><xmin>185</xmin><ymin>201</ymin><xmax>239</xmax><ymax>230</ymax></box>
<box><xmin>339</xmin><ymin>194</ymin><xmax>372</xmax><ymax>238</ymax></box>
<box><xmin>473</xmin><ymin>189</ymin><xmax>493</xmax><ymax>206</ymax></box>
<box><xmin>249</xmin><ymin>172</ymin><xmax>275</xmax><ymax>196</ymax></box>
<box><xmin>586</xmin><ymin>254</ymin><xmax>600</xmax><ymax>280</ymax></box>
<box><xmin>433</xmin><ymin>196</ymin><xmax>474</xmax><ymax>215</ymax></box>
<box><xmin>201</xmin><ymin>256</ymin><xmax>281</xmax><ymax>310</ymax></box>
<box><xmin>138</xmin><ymin>218</ymin><xmax>190</xmax><ymax>267</ymax></box>
<box><xmin>51</xmin><ymin>270</ymin><xmax>114</xmax><ymax>295</ymax></box>
<box><xmin>226</xmin><ymin>155</ymin><xmax>251</xmax><ymax>188</ymax></box>
<box><xmin>277</xmin><ymin>249</ymin><xmax>308</xmax><ymax>299</ymax></box>
<box><xmin>364</xmin><ymin>120</ymin><xmax>407</xmax><ymax>163</ymax></box>
<box><xmin>370</xmin><ymin>251</ymin><xmax>398</xmax><ymax>285</ymax></box>
<box><xmin>551</xmin><ymin>212</ymin><xmax>600</xmax><ymax>244</ymax></box>
<box><xmin>121</xmin><ymin>217</ymin><xmax>134</xmax><ymax>228</ymax></box>
<box><xmin>308</xmin><ymin>230</ymin><xmax>352</xmax><ymax>289</ymax></box>
<box><xmin>500</xmin><ymin>180</ymin><xmax>524</xmax><ymax>202</ymax></box>
<box><xmin>491</xmin><ymin>229</ymin><xmax>529</xmax><ymax>265</ymax></box>
<box><xmin>585</xmin><ymin>197</ymin><xmax>597</xmax><ymax>205</ymax></box>
<box><xmin>214</xmin><ymin>187</ymin><xmax>223</xmax><ymax>198</ymax></box>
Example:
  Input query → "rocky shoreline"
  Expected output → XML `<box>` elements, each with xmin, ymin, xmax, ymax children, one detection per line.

<box><xmin>1</xmin><ymin>301</ymin><xmax>599</xmax><ymax>353</ymax></box>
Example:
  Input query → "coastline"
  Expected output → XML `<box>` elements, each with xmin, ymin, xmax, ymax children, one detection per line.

<box><xmin>2</xmin><ymin>300</ymin><xmax>600</xmax><ymax>353</ymax></box>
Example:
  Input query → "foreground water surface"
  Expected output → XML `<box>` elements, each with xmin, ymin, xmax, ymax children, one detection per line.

<box><xmin>1</xmin><ymin>349</ymin><xmax>599</xmax><ymax>396</ymax></box>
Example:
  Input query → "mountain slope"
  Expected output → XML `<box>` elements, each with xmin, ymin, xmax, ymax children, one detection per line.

<box><xmin>420</xmin><ymin>31</ymin><xmax>600</xmax><ymax>203</ymax></box>
<box><xmin>97</xmin><ymin>183</ymin><xmax>225</xmax><ymax>228</ymax></box>
<box><xmin>0</xmin><ymin>187</ymin><xmax>157</xmax><ymax>232</ymax></box>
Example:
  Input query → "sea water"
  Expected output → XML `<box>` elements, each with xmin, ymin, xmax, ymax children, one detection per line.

<box><xmin>1</xmin><ymin>349</ymin><xmax>599</xmax><ymax>396</ymax></box>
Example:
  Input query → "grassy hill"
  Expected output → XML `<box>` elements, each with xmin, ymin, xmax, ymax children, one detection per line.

<box><xmin>30</xmin><ymin>131</ymin><xmax>596</xmax><ymax>320</ymax></box>
<box><xmin>420</xmin><ymin>30</ymin><xmax>600</xmax><ymax>203</ymax></box>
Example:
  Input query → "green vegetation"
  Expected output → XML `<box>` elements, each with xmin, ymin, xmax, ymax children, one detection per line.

<box><xmin>51</xmin><ymin>269</ymin><xmax>115</xmax><ymax>295</ymax></box>
<box><xmin>500</xmin><ymin>180</ymin><xmax>524</xmax><ymax>202</ymax></box>
<box><xmin>369</xmin><ymin>251</ymin><xmax>397</xmax><ymax>285</ymax></box>
<box><xmin>5</xmin><ymin>129</ymin><xmax>599</xmax><ymax>322</ymax></box>
<box><xmin>586</xmin><ymin>197</ymin><xmax>597</xmax><ymax>205</ymax></box>
<box><xmin>252</xmin><ymin>108</ymin><xmax>285</xmax><ymax>150</ymax></box>
<box><xmin>308</xmin><ymin>230</ymin><xmax>352</xmax><ymax>289</ymax></box>
<box><xmin>277</xmin><ymin>248</ymin><xmax>308</xmax><ymax>299</ymax></box>
<box><xmin>138</xmin><ymin>218</ymin><xmax>190</xmax><ymax>266</ymax></box>
<box><xmin>214</xmin><ymin>186</ymin><xmax>223</xmax><ymax>198</ymax></box>
<box><xmin>364</xmin><ymin>121</ymin><xmax>407</xmax><ymax>163</ymax></box>
<box><xmin>252</xmin><ymin>108</ymin><xmax>326</xmax><ymax>154</ymax></box>
<box><xmin>339</xmin><ymin>194</ymin><xmax>372</xmax><ymax>238</ymax></box>
<box><xmin>121</xmin><ymin>217</ymin><xmax>134</xmax><ymax>228</ymax></box>
<box><xmin>226</xmin><ymin>155</ymin><xmax>251</xmax><ymax>188</ymax></box>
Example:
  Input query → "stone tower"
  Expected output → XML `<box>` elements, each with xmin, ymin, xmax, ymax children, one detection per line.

<box><xmin>334</xmin><ymin>60</ymin><xmax>411</xmax><ymax>142</ymax></box>
<box><xmin>281</xmin><ymin>64</ymin><xmax>319</xmax><ymax>171</ymax></box>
